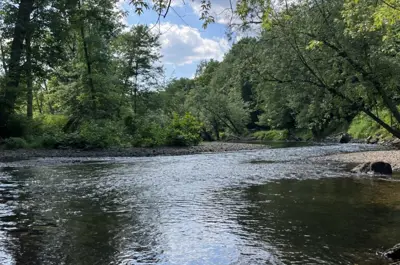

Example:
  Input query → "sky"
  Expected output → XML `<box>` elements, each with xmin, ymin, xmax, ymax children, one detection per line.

<box><xmin>117</xmin><ymin>0</ymin><xmax>239</xmax><ymax>79</ymax></box>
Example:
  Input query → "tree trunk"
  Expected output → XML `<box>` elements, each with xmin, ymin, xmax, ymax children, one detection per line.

<box><xmin>0</xmin><ymin>0</ymin><xmax>35</xmax><ymax>137</ymax></box>
<box><xmin>42</xmin><ymin>81</ymin><xmax>54</xmax><ymax>114</ymax></box>
<box><xmin>26</xmin><ymin>29</ymin><xmax>33</xmax><ymax>119</ymax></box>
<box><xmin>362</xmin><ymin>108</ymin><xmax>400</xmax><ymax>139</ymax></box>
<box><xmin>78</xmin><ymin>0</ymin><xmax>96</xmax><ymax>115</ymax></box>
<box><xmin>0</xmin><ymin>38</ymin><xmax>8</xmax><ymax>75</ymax></box>
<box><xmin>212</xmin><ymin>118</ymin><xmax>220</xmax><ymax>140</ymax></box>
<box><xmin>35</xmin><ymin>91</ymin><xmax>43</xmax><ymax>114</ymax></box>
<box><xmin>134</xmin><ymin>61</ymin><xmax>138</xmax><ymax>115</ymax></box>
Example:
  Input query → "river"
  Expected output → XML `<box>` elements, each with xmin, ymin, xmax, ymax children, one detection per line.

<box><xmin>0</xmin><ymin>144</ymin><xmax>399</xmax><ymax>265</ymax></box>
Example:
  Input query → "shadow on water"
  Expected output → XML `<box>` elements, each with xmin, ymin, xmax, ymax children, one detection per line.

<box><xmin>232</xmin><ymin>178</ymin><xmax>400</xmax><ymax>265</ymax></box>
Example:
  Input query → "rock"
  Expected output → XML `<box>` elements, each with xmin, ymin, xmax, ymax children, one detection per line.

<box><xmin>382</xmin><ymin>243</ymin><xmax>400</xmax><ymax>261</ymax></box>
<box><xmin>366</xmin><ymin>135</ymin><xmax>382</xmax><ymax>144</ymax></box>
<box><xmin>351</xmin><ymin>161</ymin><xmax>392</xmax><ymax>175</ymax></box>
<box><xmin>392</xmin><ymin>138</ymin><xmax>400</xmax><ymax>149</ymax></box>
<box><xmin>351</xmin><ymin>162</ymin><xmax>371</xmax><ymax>173</ymax></box>
<box><xmin>369</xmin><ymin>137</ymin><xmax>379</xmax><ymax>144</ymax></box>
<box><xmin>339</xmin><ymin>133</ymin><xmax>351</xmax><ymax>144</ymax></box>
<box><xmin>371</xmin><ymin>161</ymin><xmax>392</xmax><ymax>175</ymax></box>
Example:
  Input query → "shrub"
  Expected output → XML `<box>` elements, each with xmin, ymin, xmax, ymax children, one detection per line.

<box><xmin>57</xmin><ymin>133</ymin><xmax>89</xmax><ymax>149</ymax></box>
<box><xmin>6</xmin><ymin>114</ymin><xmax>38</xmax><ymax>138</ymax></box>
<box><xmin>3</xmin><ymin>137</ymin><xmax>29</xmax><ymax>149</ymax></box>
<box><xmin>35</xmin><ymin>115</ymin><xmax>68</xmax><ymax>135</ymax></box>
<box><xmin>38</xmin><ymin>134</ymin><xmax>64</xmax><ymax>149</ymax></box>
<box><xmin>166</xmin><ymin>112</ymin><xmax>202</xmax><ymax>146</ymax></box>
<box><xmin>127</xmin><ymin>112</ymin><xmax>169</xmax><ymax>147</ymax></box>
<box><xmin>78</xmin><ymin>120</ymin><xmax>131</xmax><ymax>149</ymax></box>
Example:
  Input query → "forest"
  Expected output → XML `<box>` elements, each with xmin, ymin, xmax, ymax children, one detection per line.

<box><xmin>0</xmin><ymin>0</ymin><xmax>399</xmax><ymax>149</ymax></box>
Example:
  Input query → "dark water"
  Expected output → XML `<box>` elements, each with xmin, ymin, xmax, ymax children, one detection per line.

<box><xmin>0</xmin><ymin>144</ymin><xmax>399</xmax><ymax>265</ymax></box>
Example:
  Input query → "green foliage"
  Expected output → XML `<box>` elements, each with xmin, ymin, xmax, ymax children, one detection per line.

<box><xmin>3</xmin><ymin>0</ymin><xmax>400</xmax><ymax>146</ymax></box>
<box><xmin>37</xmin><ymin>115</ymin><xmax>68</xmax><ymax>133</ymax></box>
<box><xmin>3</xmin><ymin>137</ymin><xmax>29</xmax><ymax>150</ymax></box>
<box><xmin>31</xmin><ymin>115</ymin><xmax>68</xmax><ymax>137</ymax></box>
<box><xmin>28</xmin><ymin>119</ymin><xmax>132</xmax><ymax>149</ymax></box>
<box><xmin>348</xmin><ymin>111</ymin><xmax>394</xmax><ymax>139</ymax></box>
<box><xmin>5</xmin><ymin>114</ymin><xmax>37</xmax><ymax>138</ymax></box>
<box><xmin>166</xmin><ymin>113</ymin><xmax>203</xmax><ymax>146</ymax></box>
<box><xmin>125</xmin><ymin>111</ymin><xmax>169</xmax><ymax>147</ymax></box>
<box><xmin>253</xmin><ymin>130</ymin><xmax>289</xmax><ymax>141</ymax></box>
<box><xmin>37</xmin><ymin>134</ymin><xmax>63</xmax><ymax>149</ymax></box>
<box><xmin>78</xmin><ymin>120</ymin><xmax>131</xmax><ymax>149</ymax></box>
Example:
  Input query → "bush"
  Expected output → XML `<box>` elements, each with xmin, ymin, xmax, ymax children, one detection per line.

<box><xmin>3</xmin><ymin>137</ymin><xmax>29</xmax><ymax>149</ymax></box>
<box><xmin>126</xmin><ymin>112</ymin><xmax>169</xmax><ymax>147</ymax></box>
<box><xmin>5</xmin><ymin>114</ymin><xmax>38</xmax><ymax>138</ymax></box>
<box><xmin>26</xmin><ymin>119</ymin><xmax>132</xmax><ymax>149</ymax></box>
<box><xmin>35</xmin><ymin>133</ymin><xmax>65</xmax><ymax>149</ymax></box>
<box><xmin>78</xmin><ymin>119</ymin><xmax>131</xmax><ymax>149</ymax></box>
<box><xmin>35</xmin><ymin>115</ymin><xmax>68</xmax><ymax>135</ymax></box>
<box><xmin>166</xmin><ymin>112</ymin><xmax>202</xmax><ymax>146</ymax></box>
<box><xmin>253</xmin><ymin>130</ymin><xmax>289</xmax><ymax>141</ymax></box>
<box><xmin>57</xmin><ymin>133</ymin><xmax>89</xmax><ymax>149</ymax></box>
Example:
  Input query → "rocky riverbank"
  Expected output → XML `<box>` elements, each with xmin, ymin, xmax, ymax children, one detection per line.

<box><xmin>316</xmin><ymin>150</ymin><xmax>400</xmax><ymax>171</ymax></box>
<box><xmin>0</xmin><ymin>141</ymin><xmax>267</xmax><ymax>162</ymax></box>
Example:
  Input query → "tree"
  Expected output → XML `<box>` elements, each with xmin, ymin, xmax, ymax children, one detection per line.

<box><xmin>0</xmin><ymin>0</ymin><xmax>35</xmax><ymax>137</ymax></box>
<box><xmin>113</xmin><ymin>25</ymin><xmax>162</xmax><ymax>115</ymax></box>
<box><xmin>233</xmin><ymin>0</ymin><xmax>400</xmax><ymax>138</ymax></box>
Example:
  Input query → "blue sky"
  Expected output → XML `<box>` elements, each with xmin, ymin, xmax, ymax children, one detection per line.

<box><xmin>118</xmin><ymin>1</ymin><xmax>237</xmax><ymax>79</ymax></box>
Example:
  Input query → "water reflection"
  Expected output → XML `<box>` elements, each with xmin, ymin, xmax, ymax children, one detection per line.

<box><xmin>236</xmin><ymin>178</ymin><xmax>400</xmax><ymax>264</ymax></box>
<box><xmin>0</xmin><ymin>145</ymin><xmax>398</xmax><ymax>265</ymax></box>
<box><xmin>0</xmin><ymin>164</ymin><xmax>163</xmax><ymax>265</ymax></box>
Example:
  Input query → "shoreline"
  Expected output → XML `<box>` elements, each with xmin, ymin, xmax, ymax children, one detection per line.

<box><xmin>0</xmin><ymin>141</ymin><xmax>267</xmax><ymax>162</ymax></box>
<box><xmin>2</xmin><ymin>141</ymin><xmax>398</xmax><ymax>171</ymax></box>
<box><xmin>315</xmin><ymin>149</ymin><xmax>400</xmax><ymax>171</ymax></box>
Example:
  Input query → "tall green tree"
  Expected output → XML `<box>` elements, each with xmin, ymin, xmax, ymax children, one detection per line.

<box><xmin>235</xmin><ymin>0</ymin><xmax>400</xmax><ymax>138</ymax></box>
<box><xmin>113</xmin><ymin>25</ymin><xmax>162</xmax><ymax>115</ymax></box>
<box><xmin>0</xmin><ymin>0</ymin><xmax>35</xmax><ymax>137</ymax></box>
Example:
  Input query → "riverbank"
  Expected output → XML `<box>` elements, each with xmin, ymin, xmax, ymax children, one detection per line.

<box><xmin>0</xmin><ymin>141</ymin><xmax>267</xmax><ymax>162</ymax></box>
<box><xmin>315</xmin><ymin>149</ymin><xmax>400</xmax><ymax>171</ymax></box>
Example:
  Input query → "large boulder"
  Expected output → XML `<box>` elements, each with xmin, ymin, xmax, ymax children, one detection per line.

<box><xmin>382</xmin><ymin>243</ymin><xmax>400</xmax><ymax>261</ymax></box>
<box><xmin>351</xmin><ymin>161</ymin><xmax>392</xmax><ymax>175</ymax></box>
<box><xmin>339</xmin><ymin>133</ymin><xmax>351</xmax><ymax>144</ymax></box>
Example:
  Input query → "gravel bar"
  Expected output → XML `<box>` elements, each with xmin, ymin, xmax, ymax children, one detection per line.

<box><xmin>0</xmin><ymin>141</ymin><xmax>267</xmax><ymax>162</ymax></box>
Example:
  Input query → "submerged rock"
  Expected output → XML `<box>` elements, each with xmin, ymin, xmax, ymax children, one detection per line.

<box><xmin>382</xmin><ymin>243</ymin><xmax>400</xmax><ymax>261</ymax></box>
<box><xmin>351</xmin><ymin>161</ymin><xmax>392</xmax><ymax>175</ymax></box>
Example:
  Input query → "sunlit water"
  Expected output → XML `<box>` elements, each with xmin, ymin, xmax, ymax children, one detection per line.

<box><xmin>0</xmin><ymin>144</ymin><xmax>399</xmax><ymax>265</ymax></box>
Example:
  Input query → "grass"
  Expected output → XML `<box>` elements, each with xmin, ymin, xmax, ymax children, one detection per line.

<box><xmin>348</xmin><ymin>110</ymin><xmax>394</xmax><ymax>139</ymax></box>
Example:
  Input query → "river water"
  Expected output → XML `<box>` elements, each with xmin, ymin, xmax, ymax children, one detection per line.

<box><xmin>0</xmin><ymin>144</ymin><xmax>399</xmax><ymax>265</ymax></box>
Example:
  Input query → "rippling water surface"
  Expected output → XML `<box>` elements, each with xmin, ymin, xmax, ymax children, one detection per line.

<box><xmin>0</xmin><ymin>144</ymin><xmax>399</xmax><ymax>265</ymax></box>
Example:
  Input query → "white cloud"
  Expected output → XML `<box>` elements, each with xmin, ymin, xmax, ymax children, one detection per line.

<box><xmin>190</xmin><ymin>0</ymin><xmax>237</xmax><ymax>25</ymax></box>
<box><xmin>187</xmin><ymin>0</ymin><xmax>296</xmax><ymax>26</ymax></box>
<box><xmin>115</xmin><ymin>0</ymin><xmax>129</xmax><ymax>27</ymax></box>
<box><xmin>152</xmin><ymin>23</ymin><xmax>230</xmax><ymax>66</ymax></box>
<box><xmin>187</xmin><ymin>0</ymin><xmax>261</xmax><ymax>41</ymax></box>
